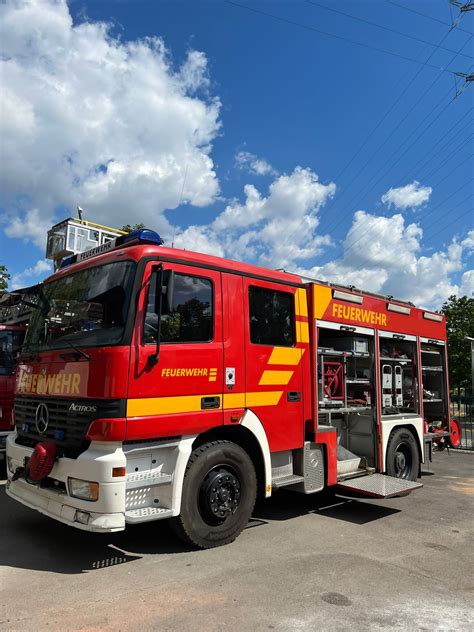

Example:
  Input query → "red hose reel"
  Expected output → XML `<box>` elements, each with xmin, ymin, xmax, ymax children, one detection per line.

<box><xmin>323</xmin><ymin>361</ymin><xmax>344</xmax><ymax>400</ymax></box>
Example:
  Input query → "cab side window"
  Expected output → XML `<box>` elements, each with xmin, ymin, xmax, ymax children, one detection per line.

<box><xmin>248</xmin><ymin>286</ymin><xmax>295</xmax><ymax>347</ymax></box>
<box><xmin>144</xmin><ymin>273</ymin><xmax>213</xmax><ymax>344</ymax></box>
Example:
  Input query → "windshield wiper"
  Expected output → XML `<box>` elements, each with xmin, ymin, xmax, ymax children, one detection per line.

<box><xmin>60</xmin><ymin>340</ymin><xmax>91</xmax><ymax>361</ymax></box>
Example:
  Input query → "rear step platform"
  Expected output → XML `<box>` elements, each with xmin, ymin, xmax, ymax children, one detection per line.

<box><xmin>336</xmin><ymin>473</ymin><xmax>422</xmax><ymax>499</ymax></box>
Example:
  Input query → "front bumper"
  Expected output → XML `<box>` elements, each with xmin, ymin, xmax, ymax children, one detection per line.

<box><xmin>6</xmin><ymin>433</ymin><xmax>126</xmax><ymax>532</ymax></box>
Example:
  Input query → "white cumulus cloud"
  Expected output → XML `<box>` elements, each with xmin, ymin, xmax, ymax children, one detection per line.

<box><xmin>176</xmin><ymin>166</ymin><xmax>336</xmax><ymax>269</ymax></box>
<box><xmin>381</xmin><ymin>181</ymin><xmax>432</xmax><ymax>211</ymax></box>
<box><xmin>235</xmin><ymin>151</ymin><xmax>276</xmax><ymax>176</ymax></box>
<box><xmin>0</xmin><ymin>0</ymin><xmax>221</xmax><ymax>248</ymax></box>
<box><xmin>307</xmin><ymin>211</ymin><xmax>472</xmax><ymax>308</ymax></box>
<box><xmin>11</xmin><ymin>259</ymin><xmax>52</xmax><ymax>290</ymax></box>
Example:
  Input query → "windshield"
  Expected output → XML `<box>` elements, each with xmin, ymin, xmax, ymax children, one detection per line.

<box><xmin>23</xmin><ymin>261</ymin><xmax>136</xmax><ymax>351</ymax></box>
<box><xmin>0</xmin><ymin>330</ymin><xmax>25</xmax><ymax>375</ymax></box>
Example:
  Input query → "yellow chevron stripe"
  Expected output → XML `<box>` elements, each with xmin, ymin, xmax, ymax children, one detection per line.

<box><xmin>259</xmin><ymin>370</ymin><xmax>293</xmax><ymax>385</ymax></box>
<box><xmin>296</xmin><ymin>321</ymin><xmax>309</xmax><ymax>343</ymax></box>
<box><xmin>267</xmin><ymin>347</ymin><xmax>305</xmax><ymax>365</ymax></box>
<box><xmin>246</xmin><ymin>391</ymin><xmax>283</xmax><ymax>407</ymax></box>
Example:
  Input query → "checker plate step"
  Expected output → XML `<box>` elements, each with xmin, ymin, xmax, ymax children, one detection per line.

<box><xmin>336</xmin><ymin>473</ymin><xmax>422</xmax><ymax>498</ymax></box>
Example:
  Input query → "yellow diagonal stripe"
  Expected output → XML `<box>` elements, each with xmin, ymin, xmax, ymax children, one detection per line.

<box><xmin>259</xmin><ymin>370</ymin><xmax>293</xmax><ymax>385</ymax></box>
<box><xmin>296</xmin><ymin>321</ymin><xmax>309</xmax><ymax>343</ymax></box>
<box><xmin>246</xmin><ymin>391</ymin><xmax>283</xmax><ymax>407</ymax></box>
<box><xmin>268</xmin><ymin>347</ymin><xmax>305</xmax><ymax>365</ymax></box>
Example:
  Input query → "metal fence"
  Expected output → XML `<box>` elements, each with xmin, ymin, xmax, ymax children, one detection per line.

<box><xmin>451</xmin><ymin>389</ymin><xmax>473</xmax><ymax>451</ymax></box>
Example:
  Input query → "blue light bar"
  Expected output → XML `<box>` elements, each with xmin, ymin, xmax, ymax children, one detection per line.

<box><xmin>60</xmin><ymin>228</ymin><xmax>163</xmax><ymax>268</ymax></box>
<box><xmin>116</xmin><ymin>228</ymin><xmax>164</xmax><ymax>248</ymax></box>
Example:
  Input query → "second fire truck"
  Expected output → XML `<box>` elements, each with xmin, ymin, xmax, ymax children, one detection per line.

<box><xmin>6</xmin><ymin>229</ymin><xmax>457</xmax><ymax>547</ymax></box>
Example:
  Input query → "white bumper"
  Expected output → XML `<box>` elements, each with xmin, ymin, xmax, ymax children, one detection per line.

<box><xmin>6</xmin><ymin>433</ymin><xmax>126</xmax><ymax>532</ymax></box>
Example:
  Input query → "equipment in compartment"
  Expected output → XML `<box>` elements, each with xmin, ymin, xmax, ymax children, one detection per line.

<box><xmin>382</xmin><ymin>364</ymin><xmax>393</xmax><ymax>407</ymax></box>
<box><xmin>379</xmin><ymin>337</ymin><xmax>418</xmax><ymax>414</ymax></box>
<box><xmin>332</xmin><ymin>336</ymin><xmax>369</xmax><ymax>354</ymax></box>
<box><xmin>394</xmin><ymin>365</ymin><xmax>403</xmax><ymax>407</ymax></box>
<box><xmin>322</xmin><ymin>360</ymin><xmax>344</xmax><ymax>401</ymax></box>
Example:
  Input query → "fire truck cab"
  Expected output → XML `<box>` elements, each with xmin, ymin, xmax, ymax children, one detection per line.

<box><xmin>6</xmin><ymin>229</ymin><xmax>453</xmax><ymax>548</ymax></box>
<box><xmin>0</xmin><ymin>325</ymin><xmax>26</xmax><ymax>463</ymax></box>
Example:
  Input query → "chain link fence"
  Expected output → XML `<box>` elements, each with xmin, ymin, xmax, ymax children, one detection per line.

<box><xmin>451</xmin><ymin>389</ymin><xmax>473</xmax><ymax>450</ymax></box>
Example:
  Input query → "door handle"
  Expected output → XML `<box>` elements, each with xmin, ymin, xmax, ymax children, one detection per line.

<box><xmin>201</xmin><ymin>396</ymin><xmax>221</xmax><ymax>410</ymax></box>
<box><xmin>287</xmin><ymin>391</ymin><xmax>301</xmax><ymax>402</ymax></box>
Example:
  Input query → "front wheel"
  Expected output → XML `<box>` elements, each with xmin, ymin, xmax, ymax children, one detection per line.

<box><xmin>170</xmin><ymin>440</ymin><xmax>257</xmax><ymax>549</ymax></box>
<box><xmin>386</xmin><ymin>428</ymin><xmax>420</xmax><ymax>481</ymax></box>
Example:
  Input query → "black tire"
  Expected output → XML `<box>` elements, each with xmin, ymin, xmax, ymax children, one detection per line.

<box><xmin>170</xmin><ymin>440</ymin><xmax>257</xmax><ymax>549</ymax></box>
<box><xmin>386</xmin><ymin>427</ymin><xmax>420</xmax><ymax>481</ymax></box>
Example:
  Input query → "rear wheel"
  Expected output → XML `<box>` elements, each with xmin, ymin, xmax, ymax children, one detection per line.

<box><xmin>386</xmin><ymin>428</ymin><xmax>419</xmax><ymax>481</ymax></box>
<box><xmin>170</xmin><ymin>440</ymin><xmax>257</xmax><ymax>549</ymax></box>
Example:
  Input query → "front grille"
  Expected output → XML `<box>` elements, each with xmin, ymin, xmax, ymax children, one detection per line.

<box><xmin>15</xmin><ymin>396</ymin><xmax>125</xmax><ymax>458</ymax></box>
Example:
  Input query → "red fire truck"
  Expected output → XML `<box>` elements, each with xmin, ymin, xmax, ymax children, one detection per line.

<box><xmin>0</xmin><ymin>325</ymin><xmax>26</xmax><ymax>466</ymax></box>
<box><xmin>6</xmin><ymin>229</ymin><xmax>458</xmax><ymax>548</ymax></box>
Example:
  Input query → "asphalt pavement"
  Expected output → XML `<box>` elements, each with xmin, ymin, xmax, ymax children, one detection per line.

<box><xmin>1</xmin><ymin>450</ymin><xmax>473</xmax><ymax>631</ymax></box>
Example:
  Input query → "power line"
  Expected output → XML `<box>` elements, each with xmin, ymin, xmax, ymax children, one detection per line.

<box><xmin>431</xmin><ymin>152</ymin><xmax>474</xmax><ymax>188</ymax></box>
<box><xmin>306</xmin><ymin>0</ymin><xmax>474</xmax><ymax>59</ymax></box>
<box><xmin>340</xmin><ymin>180</ymin><xmax>473</xmax><ymax>262</ymax></box>
<box><xmin>320</xmin><ymin>34</ymin><xmax>472</xmax><ymax>236</ymax></box>
<box><xmin>225</xmin><ymin>0</ymin><xmax>462</xmax><ymax>73</ymax></box>
<box><xmin>337</xmin><ymin>86</ymin><xmax>458</xmax><ymax>219</ymax></box>
<box><xmin>422</xmin><ymin>135</ymin><xmax>473</xmax><ymax>181</ymax></box>
<box><xmin>328</xmin><ymin>53</ymin><xmax>472</xmax><ymax>228</ymax></box>
<box><xmin>392</xmin><ymin>107</ymin><xmax>472</xmax><ymax>186</ymax></box>
<box><xmin>422</xmin><ymin>197</ymin><xmax>474</xmax><ymax>240</ymax></box>
<box><xmin>386</xmin><ymin>0</ymin><xmax>474</xmax><ymax>36</ymax></box>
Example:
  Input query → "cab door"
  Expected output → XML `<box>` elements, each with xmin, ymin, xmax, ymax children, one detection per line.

<box><xmin>127</xmin><ymin>261</ymin><xmax>224</xmax><ymax>439</ymax></box>
<box><xmin>243</xmin><ymin>278</ymin><xmax>305</xmax><ymax>452</ymax></box>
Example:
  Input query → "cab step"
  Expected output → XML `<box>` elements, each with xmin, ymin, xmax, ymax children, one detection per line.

<box><xmin>272</xmin><ymin>474</ymin><xmax>305</xmax><ymax>489</ymax></box>
<box><xmin>336</xmin><ymin>473</ymin><xmax>422</xmax><ymax>498</ymax></box>
<box><xmin>125</xmin><ymin>506</ymin><xmax>174</xmax><ymax>523</ymax></box>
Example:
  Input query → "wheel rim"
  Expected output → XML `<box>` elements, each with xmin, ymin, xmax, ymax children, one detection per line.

<box><xmin>198</xmin><ymin>466</ymin><xmax>241</xmax><ymax>526</ymax></box>
<box><xmin>393</xmin><ymin>441</ymin><xmax>413</xmax><ymax>479</ymax></box>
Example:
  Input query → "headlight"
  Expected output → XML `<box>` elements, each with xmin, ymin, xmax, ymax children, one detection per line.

<box><xmin>68</xmin><ymin>477</ymin><xmax>99</xmax><ymax>501</ymax></box>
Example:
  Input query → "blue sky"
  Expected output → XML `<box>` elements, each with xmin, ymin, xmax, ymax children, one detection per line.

<box><xmin>0</xmin><ymin>0</ymin><xmax>472</xmax><ymax>307</ymax></box>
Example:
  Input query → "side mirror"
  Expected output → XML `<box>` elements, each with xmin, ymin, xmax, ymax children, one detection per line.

<box><xmin>153</xmin><ymin>268</ymin><xmax>175</xmax><ymax>316</ymax></box>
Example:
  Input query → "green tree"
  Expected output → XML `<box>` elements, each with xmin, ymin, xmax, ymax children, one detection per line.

<box><xmin>440</xmin><ymin>295</ymin><xmax>474</xmax><ymax>390</ymax></box>
<box><xmin>0</xmin><ymin>265</ymin><xmax>10</xmax><ymax>297</ymax></box>
<box><xmin>121</xmin><ymin>223</ymin><xmax>146</xmax><ymax>233</ymax></box>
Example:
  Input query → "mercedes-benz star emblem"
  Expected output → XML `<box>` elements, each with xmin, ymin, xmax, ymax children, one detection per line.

<box><xmin>35</xmin><ymin>403</ymin><xmax>49</xmax><ymax>435</ymax></box>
